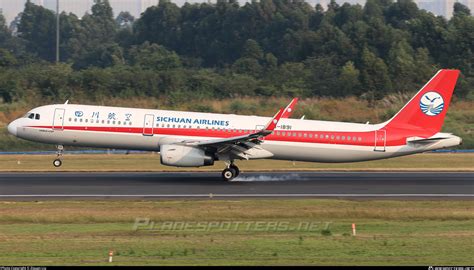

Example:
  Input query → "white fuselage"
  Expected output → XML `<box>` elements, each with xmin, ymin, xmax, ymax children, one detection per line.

<box><xmin>7</xmin><ymin>104</ymin><xmax>461</xmax><ymax>163</ymax></box>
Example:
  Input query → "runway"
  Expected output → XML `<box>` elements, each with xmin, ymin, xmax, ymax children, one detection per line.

<box><xmin>0</xmin><ymin>171</ymin><xmax>473</xmax><ymax>199</ymax></box>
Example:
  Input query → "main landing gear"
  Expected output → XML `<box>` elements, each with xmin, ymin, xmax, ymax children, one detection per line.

<box><xmin>222</xmin><ymin>163</ymin><xmax>240</xmax><ymax>181</ymax></box>
<box><xmin>53</xmin><ymin>145</ymin><xmax>64</xmax><ymax>167</ymax></box>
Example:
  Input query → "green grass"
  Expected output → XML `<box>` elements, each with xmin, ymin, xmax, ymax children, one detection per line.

<box><xmin>0</xmin><ymin>152</ymin><xmax>472</xmax><ymax>172</ymax></box>
<box><xmin>0</xmin><ymin>200</ymin><xmax>473</xmax><ymax>265</ymax></box>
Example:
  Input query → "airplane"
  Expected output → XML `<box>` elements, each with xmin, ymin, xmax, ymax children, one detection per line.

<box><xmin>7</xmin><ymin>69</ymin><xmax>462</xmax><ymax>180</ymax></box>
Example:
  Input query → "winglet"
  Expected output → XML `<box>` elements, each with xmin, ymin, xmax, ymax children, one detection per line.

<box><xmin>281</xmin><ymin>98</ymin><xmax>298</xmax><ymax>118</ymax></box>
<box><xmin>262</xmin><ymin>108</ymin><xmax>284</xmax><ymax>133</ymax></box>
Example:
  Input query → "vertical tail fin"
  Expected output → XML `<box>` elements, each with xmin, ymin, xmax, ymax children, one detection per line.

<box><xmin>383</xmin><ymin>69</ymin><xmax>460</xmax><ymax>135</ymax></box>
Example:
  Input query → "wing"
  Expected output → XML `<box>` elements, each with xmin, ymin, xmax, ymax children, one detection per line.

<box><xmin>281</xmin><ymin>98</ymin><xmax>298</xmax><ymax>118</ymax></box>
<box><xmin>181</xmin><ymin>108</ymin><xmax>285</xmax><ymax>159</ymax></box>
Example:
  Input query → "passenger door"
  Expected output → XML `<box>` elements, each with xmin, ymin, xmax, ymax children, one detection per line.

<box><xmin>143</xmin><ymin>114</ymin><xmax>155</xmax><ymax>136</ymax></box>
<box><xmin>52</xmin><ymin>108</ymin><xmax>65</xmax><ymax>130</ymax></box>
<box><xmin>374</xmin><ymin>129</ymin><xmax>386</xmax><ymax>152</ymax></box>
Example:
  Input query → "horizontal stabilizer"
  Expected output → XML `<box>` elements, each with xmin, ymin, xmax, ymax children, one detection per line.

<box><xmin>407</xmin><ymin>136</ymin><xmax>450</xmax><ymax>145</ymax></box>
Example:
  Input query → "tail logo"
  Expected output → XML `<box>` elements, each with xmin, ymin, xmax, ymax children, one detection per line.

<box><xmin>420</xmin><ymin>91</ymin><xmax>444</xmax><ymax>116</ymax></box>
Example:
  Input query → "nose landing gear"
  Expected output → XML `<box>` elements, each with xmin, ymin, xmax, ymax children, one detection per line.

<box><xmin>222</xmin><ymin>162</ymin><xmax>240</xmax><ymax>181</ymax></box>
<box><xmin>53</xmin><ymin>145</ymin><xmax>64</xmax><ymax>167</ymax></box>
<box><xmin>53</xmin><ymin>159</ymin><xmax>62</xmax><ymax>167</ymax></box>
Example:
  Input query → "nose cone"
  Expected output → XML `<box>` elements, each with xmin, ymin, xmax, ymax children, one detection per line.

<box><xmin>7</xmin><ymin>120</ymin><xmax>18</xmax><ymax>136</ymax></box>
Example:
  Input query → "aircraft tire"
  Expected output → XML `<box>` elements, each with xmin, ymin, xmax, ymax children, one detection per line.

<box><xmin>222</xmin><ymin>168</ymin><xmax>237</xmax><ymax>181</ymax></box>
<box><xmin>53</xmin><ymin>159</ymin><xmax>62</xmax><ymax>167</ymax></box>
<box><xmin>230</xmin><ymin>164</ymin><xmax>240</xmax><ymax>177</ymax></box>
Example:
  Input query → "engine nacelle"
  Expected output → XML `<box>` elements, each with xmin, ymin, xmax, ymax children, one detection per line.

<box><xmin>160</xmin><ymin>144</ymin><xmax>214</xmax><ymax>167</ymax></box>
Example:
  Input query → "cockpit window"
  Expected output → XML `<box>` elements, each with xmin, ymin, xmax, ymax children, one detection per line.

<box><xmin>24</xmin><ymin>113</ymin><xmax>40</xmax><ymax>120</ymax></box>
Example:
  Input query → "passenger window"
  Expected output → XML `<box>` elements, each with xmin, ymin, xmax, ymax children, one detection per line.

<box><xmin>68</xmin><ymin>118</ymin><xmax>72</xmax><ymax>122</ymax></box>
<box><xmin>79</xmin><ymin>118</ymin><xmax>83</xmax><ymax>122</ymax></box>
<box><xmin>85</xmin><ymin>119</ymin><xmax>88</xmax><ymax>123</ymax></box>
<box><xmin>342</xmin><ymin>136</ymin><xmax>345</xmax><ymax>140</ymax></box>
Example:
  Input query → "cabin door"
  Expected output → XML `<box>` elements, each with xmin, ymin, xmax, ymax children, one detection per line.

<box><xmin>374</xmin><ymin>130</ymin><xmax>386</xmax><ymax>152</ymax></box>
<box><xmin>52</xmin><ymin>108</ymin><xmax>65</xmax><ymax>130</ymax></box>
<box><xmin>143</xmin><ymin>114</ymin><xmax>155</xmax><ymax>136</ymax></box>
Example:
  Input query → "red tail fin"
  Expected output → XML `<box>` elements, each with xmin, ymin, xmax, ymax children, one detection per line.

<box><xmin>383</xmin><ymin>69</ymin><xmax>460</xmax><ymax>134</ymax></box>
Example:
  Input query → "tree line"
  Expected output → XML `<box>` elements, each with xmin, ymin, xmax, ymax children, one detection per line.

<box><xmin>0</xmin><ymin>0</ymin><xmax>472</xmax><ymax>105</ymax></box>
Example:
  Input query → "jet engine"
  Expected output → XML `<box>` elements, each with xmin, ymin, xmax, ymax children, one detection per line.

<box><xmin>160</xmin><ymin>144</ymin><xmax>214</xmax><ymax>167</ymax></box>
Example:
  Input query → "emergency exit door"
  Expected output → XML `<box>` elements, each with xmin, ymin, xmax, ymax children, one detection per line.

<box><xmin>374</xmin><ymin>130</ymin><xmax>386</xmax><ymax>152</ymax></box>
<box><xmin>52</xmin><ymin>108</ymin><xmax>65</xmax><ymax>130</ymax></box>
<box><xmin>143</xmin><ymin>114</ymin><xmax>155</xmax><ymax>136</ymax></box>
